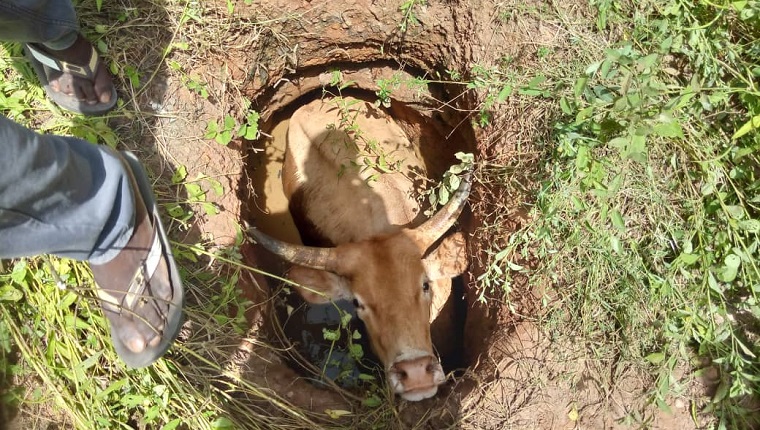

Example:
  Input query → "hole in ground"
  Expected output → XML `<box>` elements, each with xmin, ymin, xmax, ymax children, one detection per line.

<box><xmin>239</xmin><ymin>80</ymin><xmax>499</xmax><ymax>404</ymax></box>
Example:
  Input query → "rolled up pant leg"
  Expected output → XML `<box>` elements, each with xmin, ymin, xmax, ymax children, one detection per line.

<box><xmin>0</xmin><ymin>116</ymin><xmax>135</xmax><ymax>264</ymax></box>
<box><xmin>0</xmin><ymin>0</ymin><xmax>79</xmax><ymax>49</ymax></box>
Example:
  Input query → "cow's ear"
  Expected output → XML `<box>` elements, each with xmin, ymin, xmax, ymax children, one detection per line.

<box><xmin>287</xmin><ymin>265</ymin><xmax>352</xmax><ymax>303</ymax></box>
<box><xmin>422</xmin><ymin>232</ymin><xmax>468</xmax><ymax>280</ymax></box>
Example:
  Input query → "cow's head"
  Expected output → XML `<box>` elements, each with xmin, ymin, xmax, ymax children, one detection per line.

<box><xmin>249</xmin><ymin>173</ymin><xmax>471</xmax><ymax>401</ymax></box>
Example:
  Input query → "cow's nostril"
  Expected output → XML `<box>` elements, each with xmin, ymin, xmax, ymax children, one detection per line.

<box><xmin>399</xmin><ymin>370</ymin><xmax>408</xmax><ymax>380</ymax></box>
<box><xmin>426</xmin><ymin>363</ymin><xmax>436</xmax><ymax>373</ymax></box>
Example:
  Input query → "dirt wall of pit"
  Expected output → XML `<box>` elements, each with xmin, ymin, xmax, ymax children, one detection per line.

<box><xmin>182</xmin><ymin>0</ymin><xmax>547</xmax><ymax>427</ymax></box>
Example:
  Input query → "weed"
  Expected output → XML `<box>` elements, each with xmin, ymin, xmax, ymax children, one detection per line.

<box><xmin>423</xmin><ymin>152</ymin><xmax>475</xmax><ymax>215</ymax></box>
<box><xmin>398</xmin><ymin>0</ymin><xmax>426</xmax><ymax>33</ymax></box>
<box><xmin>204</xmin><ymin>114</ymin><xmax>238</xmax><ymax>146</ymax></box>
<box><xmin>490</xmin><ymin>0</ymin><xmax>760</xmax><ymax>426</ymax></box>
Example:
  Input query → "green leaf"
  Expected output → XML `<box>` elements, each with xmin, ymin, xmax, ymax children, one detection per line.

<box><xmin>627</xmin><ymin>133</ymin><xmax>648</xmax><ymax>163</ymax></box>
<box><xmin>11</xmin><ymin>261</ymin><xmax>28</xmax><ymax>284</ymax></box>
<box><xmin>96</xmin><ymin>378</ymin><xmax>129</xmax><ymax>400</ymax></box>
<box><xmin>171</xmin><ymin>165</ymin><xmax>188</xmax><ymax>184</ymax></box>
<box><xmin>585</xmin><ymin>60</ymin><xmax>603</xmax><ymax>76</ymax></box>
<box><xmin>652</xmin><ymin>116</ymin><xmax>684</xmax><ymax>138</ymax></box>
<box><xmin>575</xmin><ymin>106</ymin><xmax>594</xmax><ymax>124</ymax></box>
<box><xmin>718</xmin><ymin>266</ymin><xmax>738</xmax><ymax>283</ymax></box>
<box><xmin>325</xmin><ymin>409</ymin><xmax>352</xmax><ymax>419</ymax></box>
<box><xmin>725</xmin><ymin>205</ymin><xmax>744</xmax><ymax>220</ymax></box>
<box><xmin>611</xmin><ymin>210</ymin><xmax>625</xmax><ymax>231</ymax></box>
<box><xmin>0</xmin><ymin>285</ymin><xmax>23</xmax><ymax>302</ymax></box>
<box><xmin>610</xmin><ymin>235</ymin><xmax>622</xmax><ymax>254</ymax></box>
<box><xmin>735</xmin><ymin>338</ymin><xmax>756</xmax><ymax>358</ymax></box>
<box><xmin>497</xmin><ymin>85</ymin><xmax>513</xmax><ymax>102</ymax></box>
<box><xmin>438</xmin><ymin>186</ymin><xmax>450</xmax><ymax>206</ymax></box>
<box><xmin>121</xmin><ymin>394</ymin><xmax>145</xmax><ymax>408</ymax></box>
<box><xmin>224</xmin><ymin>115</ymin><xmax>237</xmax><ymax>130</ymax></box>
<box><xmin>732</xmin><ymin>114</ymin><xmax>760</xmax><ymax>139</ymax></box>
<box><xmin>96</xmin><ymin>40</ymin><xmax>108</xmax><ymax>54</ymax></box>
<box><xmin>454</xmin><ymin>152</ymin><xmax>474</xmax><ymax>164</ymax></box>
<box><xmin>645</xmin><ymin>352</ymin><xmax>665</xmax><ymax>365</ymax></box>
<box><xmin>724</xmin><ymin>254</ymin><xmax>741</xmax><ymax>269</ymax></box>
<box><xmin>713</xmin><ymin>381</ymin><xmax>729</xmax><ymax>403</ymax></box>
<box><xmin>58</xmin><ymin>292</ymin><xmax>77</xmax><ymax>309</ymax></box>
<box><xmin>166</xmin><ymin>203</ymin><xmax>187</xmax><ymax>218</ymax></box>
<box><xmin>679</xmin><ymin>253</ymin><xmax>700</xmax><ymax>265</ymax></box>
<box><xmin>638</xmin><ymin>53</ymin><xmax>659</xmax><ymax>69</ymax></box>
<box><xmin>203</xmin><ymin>203</ymin><xmax>219</xmax><ymax>216</ymax></box>
<box><xmin>528</xmin><ymin>74</ymin><xmax>547</xmax><ymax>87</ymax></box>
<box><xmin>656</xmin><ymin>398</ymin><xmax>672</xmax><ymax>415</ymax></box>
<box><xmin>575</xmin><ymin>145</ymin><xmax>590</xmax><ymax>170</ymax></box>
<box><xmin>184</xmin><ymin>183</ymin><xmax>205</xmax><ymax>201</ymax></box>
<box><xmin>340</xmin><ymin>311</ymin><xmax>352</xmax><ymax>328</ymax></box>
<box><xmin>574</xmin><ymin>76</ymin><xmax>589</xmax><ymax>98</ymax></box>
<box><xmin>519</xmin><ymin>87</ymin><xmax>543</xmax><ymax>97</ymax></box>
<box><xmin>738</xmin><ymin>219</ymin><xmax>760</xmax><ymax>232</ymax></box>
<box><xmin>448</xmin><ymin>173</ymin><xmax>461</xmax><ymax>190</ymax></box>
<box><xmin>362</xmin><ymin>395</ymin><xmax>382</xmax><ymax>408</ymax></box>
<box><xmin>599</xmin><ymin>58</ymin><xmax>613</xmax><ymax>79</ymax></box>
<box><xmin>204</xmin><ymin>121</ymin><xmax>218</xmax><ymax>139</ymax></box>
<box><xmin>216</xmin><ymin>130</ymin><xmax>232</xmax><ymax>146</ymax></box>
<box><xmin>322</xmin><ymin>328</ymin><xmax>340</xmax><ymax>341</ymax></box>
<box><xmin>211</xmin><ymin>417</ymin><xmax>235</xmax><ymax>430</ymax></box>
<box><xmin>349</xmin><ymin>343</ymin><xmax>364</xmax><ymax>359</ymax></box>
<box><xmin>608</xmin><ymin>136</ymin><xmax>629</xmax><ymax>149</ymax></box>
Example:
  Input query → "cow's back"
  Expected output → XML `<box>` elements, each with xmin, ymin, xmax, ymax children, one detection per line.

<box><xmin>284</xmin><ymin>97</ymin><xmax>428</xmax><ymax>245</ymax></box>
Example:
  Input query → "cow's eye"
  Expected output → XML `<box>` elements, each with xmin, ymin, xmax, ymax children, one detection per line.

<box><xmin>422</xmin><ymin>282</ymin><xmax>431</xmax><ymax>293</ymax></box>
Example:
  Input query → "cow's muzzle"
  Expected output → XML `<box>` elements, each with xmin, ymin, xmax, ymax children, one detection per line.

<box><xmin>389</xmin><ymin>355</ymin><xmax>446</xmax><ymax>401</ymax></box>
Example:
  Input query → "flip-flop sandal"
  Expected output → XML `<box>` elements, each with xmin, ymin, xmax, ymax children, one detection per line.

<box><xmin>89</xmin><ymin>150</ymin><xmax>184</xmax><ymax>368</ymax></box>
<box><xmin>24</xmin><ymin>40</ymin><xmax>117</xmax><ymax>116</ymax></box>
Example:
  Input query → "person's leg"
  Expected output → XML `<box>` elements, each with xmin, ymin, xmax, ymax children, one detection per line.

<box><xmin>0</xmin><ymin>0</ymin><xmax>116</xmax><ymax>114</ymax></box>
<box><xmin>0</xmin><ymin>116</ymin><xmax>184</xmax><ymax>367</ymax></box>
<box><xmin>0</xmin><ymin>116</ymin><xmax>133</xmax><ymax>263</ymax></box>
<box><xmin>0</xmin><ymin>0</ymin><xmax>79</xmax><ymax>48</ymax></box>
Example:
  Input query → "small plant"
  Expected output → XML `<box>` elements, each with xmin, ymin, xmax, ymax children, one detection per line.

<box><xmin>423</xmin><ymin>152</ymin><xmax>474</xmax><ymax>215</ymax></box>
<box><xmin>238</xmin><ymin>111</ymin><xmax>260</xmax><ymax>140</ymax></box>
<box><xmin>374</xmin><ymin>75</ymin><xmax>401</xmax><ymax>108</ymax></box>
<box><xmin>185</xmin><ymin>76</ymin><xmax>209</xmax><ymax>99</ymax></box>
<box><xmin>399</xmin><ymin>0</ymin><xmax>427</xmax><ymax>33</ymax></box>
<box><xmin>168</xmin><ymin>164</ymin><xmax>223</xmax><ymax>229</ymax></box>
<box><xmin>204</xmin><ymin>114</ymin><xmax>237</xmax><ymax>146</ymax></box>
<box><xmin>321</xmin><ymin>80</ymin><xmax>405</xmax><ymax>183</ymax></box>
<box><xmin>319</xmin><ymin>305</ymin><xmax>384</xmax><ymax>406</ymax></box>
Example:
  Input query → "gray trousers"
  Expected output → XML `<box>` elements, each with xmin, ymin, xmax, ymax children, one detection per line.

<box><xmin>0</xmin><ymin>1</ymin><xmax>135</xmax><ymax>264</ymax></box>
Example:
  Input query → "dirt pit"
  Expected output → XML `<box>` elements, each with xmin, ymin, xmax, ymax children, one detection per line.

<box><xmin>142</xmin><ymin>0</ymin><xmax>708</xmax><ymax>427</ymax></box>
<box><xmin>243</xmin><ymin>86</ymin><xmax>480</xmax><ymax>389</ymax></box>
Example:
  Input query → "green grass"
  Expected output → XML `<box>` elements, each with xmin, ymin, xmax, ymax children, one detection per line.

<box><xmin>476</xmin><ymin>0</ymin><xmax>760</xmax><ymax>427</ymax></box>
<box><xmin>2</xmin><ymin>0</ymin><xmax>760</xmax><ymax>428</ymax></box>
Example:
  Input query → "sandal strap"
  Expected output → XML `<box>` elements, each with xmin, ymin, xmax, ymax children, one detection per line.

<box><xmin>96</xmin><ymin>227</ymin><xmax>163</xmax><ymax>312</ymax></box>
<box><xmin>26</xmin><ymin>43</ymin><xmax>100</xmax><ymax>80</ymax></box>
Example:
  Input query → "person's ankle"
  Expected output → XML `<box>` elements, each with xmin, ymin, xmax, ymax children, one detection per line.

<box><xmin>42</xmin><ymin>33</ymin><xmax>92</xmax><ymax>64</ymax></box>
<box><xmin>41</xmin><ymin>30</ymin><xmax>79</xmax><ymax>52</ymax></box>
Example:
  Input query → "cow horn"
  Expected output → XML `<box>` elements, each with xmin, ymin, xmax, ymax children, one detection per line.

<box><xmin>414</xmin><ymin>168</ymin><xmax>473</xmax><ymax>247</ymax></box>
<box><xmin>247</xmin><ymin>227</ymin><xmax>339</xmax><ymax>272</ymax></box>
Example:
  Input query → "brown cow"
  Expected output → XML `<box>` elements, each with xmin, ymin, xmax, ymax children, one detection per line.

<box><xmin>249</xmin><ymin>96</ymin><xmax>470</xmax><ymax>401</ymax></box>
